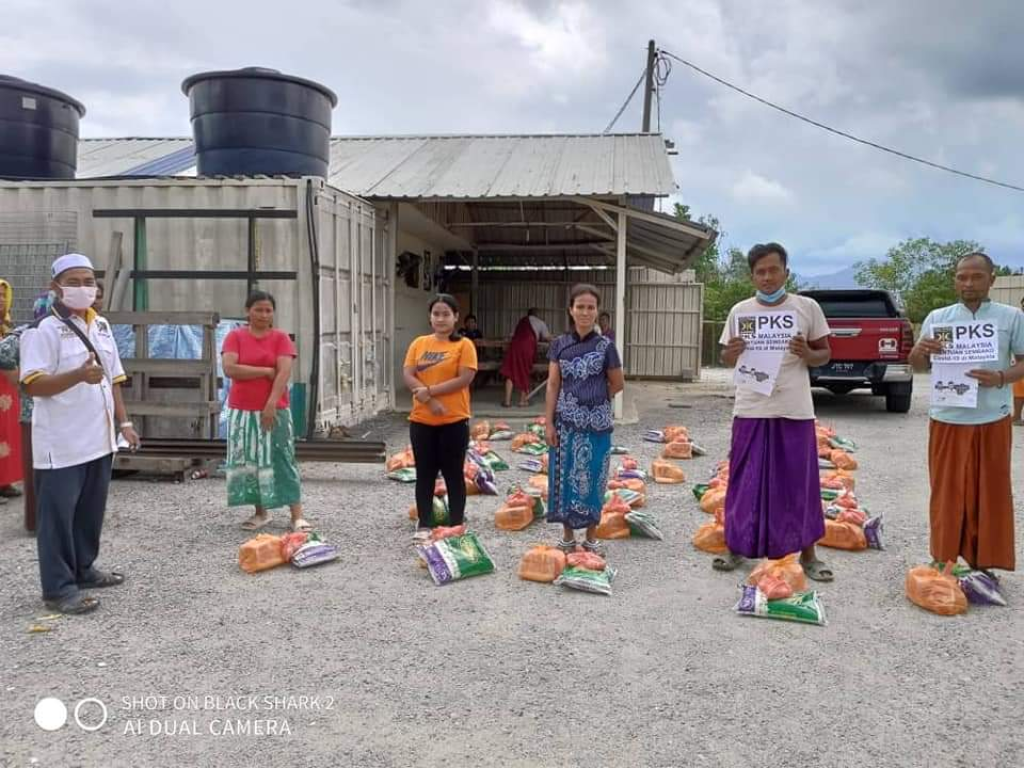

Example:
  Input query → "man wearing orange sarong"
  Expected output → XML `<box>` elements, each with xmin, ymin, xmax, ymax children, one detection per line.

<box><xmin>910</xmin><ymin>253</ymin><xmax>1024</xmax><ymax>574</ymax></box>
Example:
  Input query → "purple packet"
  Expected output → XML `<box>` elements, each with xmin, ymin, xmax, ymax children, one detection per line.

<box><xmin>863</xmin><ymin>516</ymin><xmax>884</xmax><ymax>550</ymax></box>
<box><xmin>959</xmin><ymin>571</ymin><xmax>1007</xmax><ymax>607</ymax></box>
<box><xmin>418</xmin><ymin>545</ymin><xmax>454</xmax><ymax>585</ymax></box>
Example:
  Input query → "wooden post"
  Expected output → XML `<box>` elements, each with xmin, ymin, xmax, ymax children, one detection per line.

<box><xmin>471</xmin><ymin>249</ymin><xmax>480</xmax><ymax>316</ymax></box>
<box><xmin>104</xmin><ymin>231</ymin><xmax>123</xmax><ymax>312</ymax></box>
<box><xmin>614</xmin><ymin>210</ymin><xmax>627</xmax><ymax>420</ymax></box>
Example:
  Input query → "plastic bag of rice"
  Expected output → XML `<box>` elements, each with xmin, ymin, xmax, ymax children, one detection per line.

<box><xmin>625</xmin><ymin>510</ymin><xmax>664</xmax><ymax>541</ymax></box>
<box><xmin>417</xmin><ymin>532</ymin><xmax>496</xmax><ymax>585</ymax></box>
<box><xmin>734</xmin><ymin>586</ymin><xmax>827</xmax><ymax>626</ymax></box>
<box><xmin>554</xmin><ymin>565</ymin><xmax>618</xmax><ymax>596</ymax></box>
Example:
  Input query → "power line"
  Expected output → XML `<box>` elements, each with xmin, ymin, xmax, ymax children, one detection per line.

<box><xmin>603</xmin><ymin>67</ymin><xmax>647</xmax><ymax>134</ymax></box>
<box><xmin>659</xmin><ymin>48</ymin><xmax>1024</xmax><ymax>194</ymax></box>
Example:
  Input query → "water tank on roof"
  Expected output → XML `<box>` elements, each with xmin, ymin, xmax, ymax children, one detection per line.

<box><xmin>182</xmin><ymin>67</ymin><xmax>337</xmax><ymax>178</ymax></box>
<box><xmin>0</xmin><ymin>75</ymin><xmax>85</xmax><ymax>179</ymax></box>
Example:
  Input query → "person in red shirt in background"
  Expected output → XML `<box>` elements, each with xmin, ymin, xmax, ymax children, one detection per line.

<box><xmin>221</xmin><ymin>291</ymin><xmax>310</xmax><ymax>532</ymax></box>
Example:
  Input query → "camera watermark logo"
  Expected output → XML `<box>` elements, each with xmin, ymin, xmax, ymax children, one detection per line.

<box><xmin>35</xmin><ymin>697</ymin><xmax>109</xmax><ymax>732</ymax></box>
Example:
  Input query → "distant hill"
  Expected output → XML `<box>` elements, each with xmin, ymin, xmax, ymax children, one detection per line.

<box><xmin>799</xmin><ymin>265</ymin><xmax>862</xmax><ymax>290</ymax></box>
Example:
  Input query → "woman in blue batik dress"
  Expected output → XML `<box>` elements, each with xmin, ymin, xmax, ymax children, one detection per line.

<box><xmin>545</xmin><ymin>283</ymin><xmax>625</xmax><ymax>555</ymax></box>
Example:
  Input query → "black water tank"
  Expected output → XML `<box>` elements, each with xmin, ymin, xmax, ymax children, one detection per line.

<box><xmin>0</xmin><ymin>76</ymin><xmax>85</xmax><ymax>179</ymax></box>
<box><xmin>182</xmin><ymin>67</ymin><xmax>337</xmax><ymax>178</ymax></box>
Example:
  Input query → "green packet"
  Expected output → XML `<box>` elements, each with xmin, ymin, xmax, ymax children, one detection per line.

<box><xmin>481</xmin><ymin>451</ymin><xmax>510</xmax><ymax>471</ymax></box>
<box><xmin>515</xmin><ymin>442</ymin><xmax>548</xmax><ymax>456</ymax></box>
<box><xmin>625</xmin><ymin>511</ymin><xmax>664</xmax><ymax>541</ymax></box>
<box><xmin>829</xmin><ymin>436</ymin><xmax>858</xmax><ymax>453</ymax></box>
<box><xmin>734</xmin><ymin>586</ymin><xmax>827</xmax><ymax>626</ymax></box>
<box><xmin>692</xmin><ymin>483</ymin><xmax>710</xmax><ymax>501</ymax></box>
<box><xmin>554</xmin><ymin>565</ymin><xmax>617</xmax><ymax>596</ymax></box>
<box><xmin>387</xmin><ymin>467</ymin><xmax>417</xmax><ymax>483</ymax></box>
<box><xmin>820</xmin><ymin>487</ymin><xmax>841</xmax><ymax>501</ymax></box>
<box><xmin>417</xmin><ymin>532</ymin><xmax>496</xmax><ymax>585</ymax></box>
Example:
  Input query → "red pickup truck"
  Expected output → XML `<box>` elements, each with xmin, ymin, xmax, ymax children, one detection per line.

<box><xmin>799</xmin><ymin>289</ymin><xmax>915</xmax><ymax>413</ymax></box>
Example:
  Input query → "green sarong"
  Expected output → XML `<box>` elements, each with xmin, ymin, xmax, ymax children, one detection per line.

<box><xmin>226</xmin><ymin>407</ymin><xmax>302</xmax><ymax>509</ymax></box>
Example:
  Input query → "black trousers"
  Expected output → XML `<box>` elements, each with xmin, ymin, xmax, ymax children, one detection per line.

<box><xmin>409</xmin><ymin>419</ymin><xmax>469</xmax><ymax>528</ymax></box>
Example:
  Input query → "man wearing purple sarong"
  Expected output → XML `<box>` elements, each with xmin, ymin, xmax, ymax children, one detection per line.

<box><xmin>715</xmin><ymin>243</ymin><xmax>834</xmax><ymax>582</ymax></box>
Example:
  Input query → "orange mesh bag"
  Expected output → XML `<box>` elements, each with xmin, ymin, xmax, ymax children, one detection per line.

<box><xmin>823</xmin><ymin>470</ymin><xmax>855</xmax><ymax>492</ymax></box>
<box><xmin>905</xmin><ymin>562</ymin><xmax>968</xmax><ymax>616</ymax></box>
<box><xmin>408</xmin><ymin>503</ymin><xmax>418</xmax><ymax>521</ymax></box>
<box><xmin>603</xmin><ymin>494</ymin><xmax>631</xmax><ymax>517</ymax></box>
<box><xmin>496</xmin><ymin>503</ymin><xmax>534</xmax><ymax>531</ymax></box>
<box><xmin>651</xmin><ymin>459</ymin><xmax>685</xmax><ymax>484</ymax></box>
<box><xmin>595</xmin><ymin>511</ymin><xmax>631</xmax><ymax>540</ymax></box>
<box><xmin>819</xmin><ymin>519</ymin><xmax>867</xmax><ymax>551</ymax></box>
<box><xmin>621</xmin><ymin>457</ymin><xmax>640</xmax><ymax>471</ymax></box>
<box><xmin>837</xmin><ymin>508</ymin><xmax>867</xmax><ymax>526</ymax></box>
<box><xmin>608</xmin><ymin>478</ymin><xmax>647</xmax><ymax>495</ymax></box>
<box><xmin>470</xmin><ymin>421</ymin><xmax>491</xmax><ymax>441</ymax></box>
<box><xmin>662</xmin><ymin>440</ymin><xmax>693</xmax><ymax>460</ymax></box>
<box><xmin>700</xmin><ymin>487</ymin><xmax>727</xmax><ymax>515</ymax></box>
<box><xmin>817</xmin><ymin>435</ymin><xmax>833</xmax><ymax>459</ymax></box>
<box><xmin>663</xmin><ymin>425</ymin><xmax>689</xmax><ymax>443</ymax></box>
<box><xmin>528</xmin><ymin>474</ymin><xmax>549</xmax><ymax>499</ymax></box>
<box><xmin>430</xmin><ymin>525</ymin><xmax>467</xmax><ymax>542</ymax></box>
<box><xmin>747</xmin><ymin>554</ymin><xmax>807</xmax><ymax>598</ymax></box>
<box><xmin>239</xmin><ymin>534</ymin><xmax>286</xmax><ymax>574</ymax></box>
<box><xmin>279</xmin><ymin>532</ymin><xmax>310</xmax><ymax>561</ymax></box>
<box><xmin>434</xmin><ymin>479</ymin><xmax>448</xmax><ymax>497</ymax></box>
<box><xmin>518</xmin><ymin>546</ymin><xmax>566</xmax><ymax>583</ymax></box>
<box><xmin>512</xmin><ymin>433</ymin><xmax>540</xmax><ymax>451</ymax></box>
<box><xmin>386</xmin><ymin>448</ymin><xmax>415</xmax><ymax>472</ymax></box>
<box><xmin>567</xmin><ymin>551</ymin><xmax>606</xmax><ymax>570</ymax></box>
<box><xmin>830</xmin><ymin>450</ymin><xmax>859</xmax><ymax>471</ymax></box>
<box><xmin>834</xmin><ymin>492</ymin><xmax>860</xmax><ymax>510</ymax></box>
<box><xmin>692</xmin><ymin>508</ymin><xmax>727</xmax><ymax>554</ymax></box>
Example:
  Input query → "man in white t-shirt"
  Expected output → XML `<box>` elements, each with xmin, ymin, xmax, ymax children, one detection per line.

<box><xmin>20</xmin><ymin>253</ymin><xmax>140</xmax><ymax>615</ymax></box>
<box><xmin>715</xmin><ymin>243</ymin><xmax>834</xmax><ymax>581</ymax></box>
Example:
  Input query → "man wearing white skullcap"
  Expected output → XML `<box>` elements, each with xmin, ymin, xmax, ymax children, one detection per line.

<box><xmin>18</xmin><ymin>253</ymin><xmax>140</xmax><ymax>615</ymax></box>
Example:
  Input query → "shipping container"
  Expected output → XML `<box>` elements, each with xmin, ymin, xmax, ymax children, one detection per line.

<box><xmin>0</xmin><ymin>176</ymin><xmax>393</xmax><ymax>433</ymax></box>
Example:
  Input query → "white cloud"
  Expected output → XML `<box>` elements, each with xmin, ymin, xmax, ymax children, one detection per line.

<box><xmin>730</xmin><ymin>171</ymin><xmax>795</xmax><ymax>205</ymax></box>
<box><xmin>487</xmin><ymin>1</ymin><xmax>606</xmax><ymax>76</ymax></box>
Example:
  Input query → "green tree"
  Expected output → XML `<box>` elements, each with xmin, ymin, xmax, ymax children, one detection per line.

<box><xmin>854</xmin><ymin>238</ymin><xmax>983</xmax><ymax>322</ymax></box>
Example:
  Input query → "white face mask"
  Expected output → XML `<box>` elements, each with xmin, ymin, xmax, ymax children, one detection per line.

<box><xmin>60</xmin><ymin>286</ymin><xmax>97</xmax><ymax>311</ymax></box>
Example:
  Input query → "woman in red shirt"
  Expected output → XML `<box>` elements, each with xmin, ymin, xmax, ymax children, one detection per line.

<box><xmin>222</xmin><ymin>291</ymin><xmax>309</xmax><ymax>532</ymax></box>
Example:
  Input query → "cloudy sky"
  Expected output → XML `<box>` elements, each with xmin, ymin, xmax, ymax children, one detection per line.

<box><xmin>4</xmin><ymin>0</ymin><xmax>1023</xmax><ymax>276</ymax></box>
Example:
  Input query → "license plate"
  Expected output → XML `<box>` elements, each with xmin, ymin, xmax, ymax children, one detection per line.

<box><xmin>823</xmin><ymin>362</ymin><xmax>865</xmax><ymax>377</ymax></box>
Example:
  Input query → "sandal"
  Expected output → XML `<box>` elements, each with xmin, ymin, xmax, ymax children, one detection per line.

<box><xmin>582</xmin><ymin>539</ymin><xmax>604</xmax><ymax>557</ymax></box>
<box><xmin>0</xmin><ymin>485</ymin><xmax>22</xmax><ymax>498</ymax></box>
<box><xmin>44</xmin><ymin>594</ymin><xmax>100</xmax><ymax>615</ymax></box>
<box><xmin>712</xmin><ymin>552</ymin><xmax>745</xmax><ymax>572</ymax></box>
<box><xmin>802</xmin><ymin>559</ymin><xmax>834</xmax><ymax>582</ymax></box>
<box><xmin>292</xmin><ymin>518</ymin><xmax>313</xmax><ymax>533</ymax></box>
<box><xmin>557</xmin><ymin>537</ymin><xmax>577</xmax><ymax>554</ymax></box>
<box><xmin>412</xmin><ymin>528</ymin><xmax>432</xmax><ymax>545</ymax></box>
<box><xmin>78</xmin><ymin>570</ymin><xmax>125</xmax><ymax>589</ymax></box>
<box><xmin>241</xmin><ymin>514</ymin><xmax>271</xmax><ymax>531</ymax></box>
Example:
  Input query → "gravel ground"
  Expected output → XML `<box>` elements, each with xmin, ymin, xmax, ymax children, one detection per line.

<box><xmin>1</xmin><ymin>372</ymin><xmax>1022</xmax><ymax>768</ymax></box>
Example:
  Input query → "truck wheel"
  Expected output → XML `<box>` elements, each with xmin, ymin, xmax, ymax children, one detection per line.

<box><xmin>885</xmin><ymin>383</ymin><xmax>912</xmax><ymax>413</ymax></box>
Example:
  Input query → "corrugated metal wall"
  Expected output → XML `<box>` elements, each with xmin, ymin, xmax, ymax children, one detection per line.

<box><xmin>455</xmin><ymin>267</ymin><xmax>703</xmax><ymax>380</ymax></box>
<box><xmin>992</xmin><ymin>275</ymin><xmax>1024</xmax><ymax>308</ymax></box>
<box><xmin>0</xmin><ymin>177</ymin><xmax>392</xmax><ymax>431</ymax></box>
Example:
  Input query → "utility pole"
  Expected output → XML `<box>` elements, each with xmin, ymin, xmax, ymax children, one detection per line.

<box><xmin>641</xmin><ymin>39</ymin><xmax>656</xmax><ymax>132</ymax></box>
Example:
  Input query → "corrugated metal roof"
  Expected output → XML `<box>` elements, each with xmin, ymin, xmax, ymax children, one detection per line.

<box><xmin>75</xmin><ymin>134</ymin><xmax>677</xmax><ymax>198</ymax></box>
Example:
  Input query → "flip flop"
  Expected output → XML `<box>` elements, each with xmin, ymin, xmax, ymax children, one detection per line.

<box><xmin>712</xmin><ymin>552</ymin><xmax>745</xmax><ymax>572</ymax></box>
<box><xmin>802</xmin><ymin>559</ymin><xmax>834</xmax><ymax>582</ymax></box>
<box><xmin>0</xmin><ymin>486</ymin><xmax>22</xmax><ymax>498</ymax></box>
<box><xmin>78</xmin><ymin>570</ymin><xmax>125</xmax><ymax>589</ymax></box>
<box><xmin>44</xmin><ymin>594</ymin><xmax>100</xmax><ymax>615</ymax></box>
<box><xmin>292</xmin><ymin>518</ymin><xmax>313</xmax><ymax>533</ymax></box>
<box><xmin>241</xmin><ymin>514</ymin><xmax>271</xmax><ymax>531</ymax></box>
